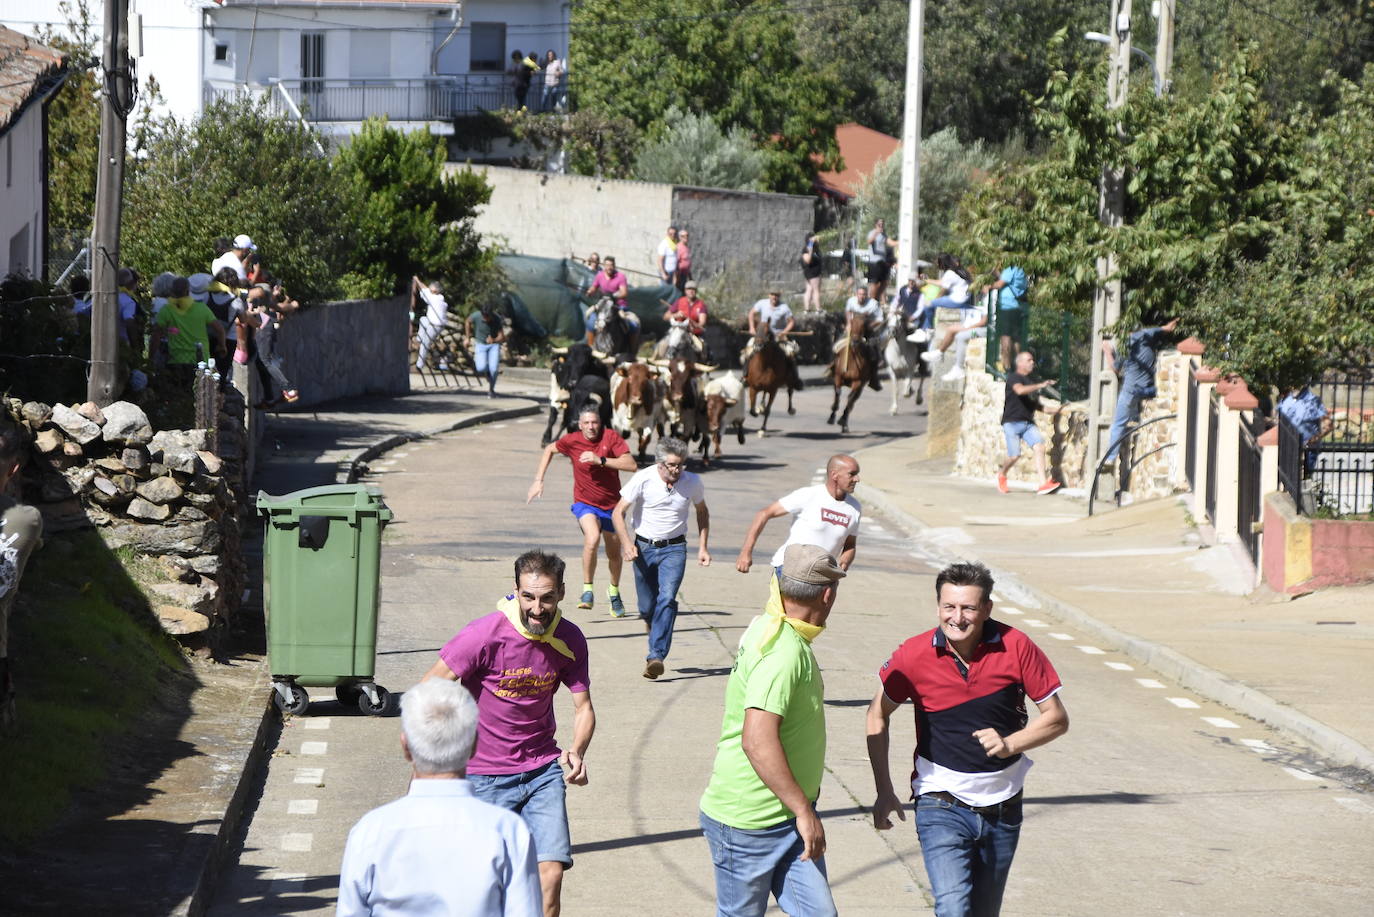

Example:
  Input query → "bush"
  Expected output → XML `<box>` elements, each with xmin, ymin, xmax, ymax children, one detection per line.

<box><xmin>634</xmin><ymin>108</ymin><xmax>767</xmax><ymax>191</ymax></box>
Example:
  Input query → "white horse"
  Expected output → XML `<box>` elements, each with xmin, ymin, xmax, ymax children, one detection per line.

<box><xmin>883</xmin><ymin>301</ymin><xmax>925</xmax><ymax>414</ymax></box>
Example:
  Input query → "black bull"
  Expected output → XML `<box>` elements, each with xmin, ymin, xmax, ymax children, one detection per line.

<box><xmin>541</xmin><ymin>344</ymin><xmax>612</xmax><ymax>445</ymax></box>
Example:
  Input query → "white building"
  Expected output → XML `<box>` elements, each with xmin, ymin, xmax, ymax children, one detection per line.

<box><xmin>0</xmin><ymin>26</ymin><xmax>67</xmax><ymax>280</ymax></box>
<box><xmin>1</xmin><ymin>0</ymin><xmax>569</xmax><ymax>139</ymax></box>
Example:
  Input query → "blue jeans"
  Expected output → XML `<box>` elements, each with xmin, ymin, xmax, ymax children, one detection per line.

<box><xmin>916</xmin><ymin>793</ymin><xmax>1023</xmax><ymax>917</ymax></box>
<box><xmin>473</xmin><ymin>342</ymin><xmax>501</xmax><ymax>388</ymax></box>
<box><xmin>915</xmin><ymin>295</ymin><xmax>972</xmax><ymax>329</ymax></box>
<box><xmin>1105</xmin><ymin>384</ymin><xmax>1149</xmax><ymax>461</ymax></box>
<box><xmin>632</xmin><ymin>539</ymin><xmax>687</xmax><ymax>660</ymax></box>
<box><xmin>468</xmin><ymin>760</ymin><xmax>572</xmax><ymax>865</ymax></box>
<box><xmin>699</xmin><ymin>811</ymin><xmax>837</xmax><ymax>917</ymax></box>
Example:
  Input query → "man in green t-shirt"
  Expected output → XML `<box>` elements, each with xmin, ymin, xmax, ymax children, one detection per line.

<box><xmin>699</xmin><ymin>543</ymin><xmax>844</xmax><ymax>917</ymax></box>
<box><xmin>151</xmin><ymin>275</ymin><xmax>225</xmax><ymax>368</ymax></box>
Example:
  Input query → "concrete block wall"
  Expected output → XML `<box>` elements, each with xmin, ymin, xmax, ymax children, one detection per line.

<box><xmin>274</xmin><ymin>296</ymin><xmax>411</xmax><ymax>408</ymax></box>
<box><xmin>669</xmin><ymin>187</ymin><xmax>815</xmax><ymax>292</ymax></box>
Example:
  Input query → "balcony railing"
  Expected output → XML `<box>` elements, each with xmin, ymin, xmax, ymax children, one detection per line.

<box><xmin>203</xmin><ymin>74</ymin><xmax>570</xmax><ymax>123</ymax></box>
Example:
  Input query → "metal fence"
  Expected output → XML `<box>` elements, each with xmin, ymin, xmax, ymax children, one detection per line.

<box><xmin>1184</xmin><ymin>369</ymin><xmax>1198</xmax><ymax>490</ymax></box>
<box><xmin>989</xmin><ymin>299</ymin><xmax>1091</xmax><ymax>402</ymax></box>
<box><xmin>1205</xmin><ymin>393</ymin><xmax>1219</xmax><ymax>525</ymax></box>
<box><xmin>1237</xmin><ymin>411</ymin><xmax>1263</xmax><ymax>564</ymax></box>
<box><xmin>1276</xmin><ymin>374</ymin><xmax>1374</xmax><ymax>517</ymax></box>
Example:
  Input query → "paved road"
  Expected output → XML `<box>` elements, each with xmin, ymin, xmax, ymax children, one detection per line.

<box><xmin>211</xmin><ymin>380</ymin><xmax>1374</xmax><ymax>916</ymax></box>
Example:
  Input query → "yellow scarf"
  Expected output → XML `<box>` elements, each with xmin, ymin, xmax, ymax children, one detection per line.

<box><xmin>755</xmin><ymin>573</ymin><xmax>825</xmax><ymax>651</ymax></box>
<box><xmin>208</xmin><ymin>280</ymin><xmax>237</xmax><ymax>296</ymax></box>
<box><xmin>166</xmin><ymin>295</ymin><xmax>194</xmax><ymax>314</ymax></box>
<box><xmin>497</xmin><ymin>594</ymin><xmax>575</xmax><ymax>660</ymax></box>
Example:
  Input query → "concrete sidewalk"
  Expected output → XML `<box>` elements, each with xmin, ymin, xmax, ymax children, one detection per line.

<box><xmin>854</xmin><ymin>434</ymin><xmax>1374</xmax><ymax>781</ymax></box>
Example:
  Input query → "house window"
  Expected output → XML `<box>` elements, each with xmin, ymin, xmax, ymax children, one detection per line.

<box><xmin>469</xmin><ymin>22</ymin><xmax>505</xmax><ymax>72</ymax></box>
<box><xmin>214</xmin><ymin>42</ymin><xmax>229</xmax><ymax>62</ymax></box>
<box><xmin>301</xmin><ymin>32</ymin><xmax>325</xmax><ymax>85</ymax></box>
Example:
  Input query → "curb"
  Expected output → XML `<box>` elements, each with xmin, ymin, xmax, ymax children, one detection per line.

<box><xmin>344</xmin><ymin>400</ymin><xmax>543</xmax><ymax>484</ymax></box>
<box><xmin>857</xmin><ymin>481</ymin><xmax>1374</xmax><ymax>777</ymax></box>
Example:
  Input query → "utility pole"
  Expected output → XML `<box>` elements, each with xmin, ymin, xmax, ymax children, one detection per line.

<box><xmin>1153</xmin><ymin>0</ymin><xmax>1175</xmax><ymax>94</ymax></box>
<box><xmin>1085</xmin><ymin>0</ymin><xmax>1132</xmax><ymax>486</ymax></box>
<box><xmin>896</xmin><ymin>0</ymin><xmax>924</xmax><ymax>284</ymax></box>
<box><xmin>88</xmin><ymin>0</ymin><xmax>133</xmax><ymax>406</ymax></box>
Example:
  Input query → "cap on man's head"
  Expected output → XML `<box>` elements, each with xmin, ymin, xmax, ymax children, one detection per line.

<box><xmin>780</xmin><ymin>544</ymin><xmax>846</xmax><ymax>586</ymax></box>
<box><xmin>684</xmin><ymin>280</ymin><xmax>698</xmax><ymax>289</ymax></box>
<box><xmin>187</xmin><ymin>272</ymin><xmax>212</xmax><ymax>300</ymax></box>
<box><xmin>769</xmin><ymin>288</ymin><xmax>782</xmax><ymax>295</ymax></box>
<box><xmin>233</xmin><ymin>234</ymin><xmax>256</xmax><ymax>251</ymax></box>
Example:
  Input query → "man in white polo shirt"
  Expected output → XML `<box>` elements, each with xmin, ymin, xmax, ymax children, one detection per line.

<box><xmin>734</xmin><ymin>454</ymin><xmax>861</xmax><ymax>575</ymax></box>
<box><xmin>612</xmin><ymin>436</ymin><xmax>711</xmax><ymax>680</ymax></box>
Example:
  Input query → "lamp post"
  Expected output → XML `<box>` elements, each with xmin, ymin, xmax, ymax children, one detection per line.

<box><xmin>1084</xmin><ymin>31</ymin><xmax>1162</xmax><ymax>97</ymax></box>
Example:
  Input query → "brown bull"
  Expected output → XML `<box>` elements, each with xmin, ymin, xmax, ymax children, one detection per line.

<box><xmin>611</xmin><ymin>361</ymin><xmax>662</xmax><ymax>460</ymax></box>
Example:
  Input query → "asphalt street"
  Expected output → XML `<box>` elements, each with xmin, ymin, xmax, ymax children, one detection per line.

<box><xmin>210</xmin><ymin>380</ymin><xmax>1374</xmax><ymax>916</ymax></box>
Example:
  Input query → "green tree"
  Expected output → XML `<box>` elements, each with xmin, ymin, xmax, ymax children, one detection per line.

<box><xmin>332</xmin><ymin>118</ymin><xmax>493</xmax><ymax>299</ymax></box>
<box><xmin>633</xmin><ymin>107</ymin><xmax>767</xmax><ymax>190</ymax></box>
<box><xmin>570</xmin><ymin>0</ymin><xmax>847</xmax><ymax>193</ymax></box>
<box><xmin>794</xmin><ymin>0</ymin><xmax>908</xmax><ymax>138</ymax></box>
<box><xmin>501</xmin><ymin>108</ymin><xmax>640</xmax><ymax>179</ymax></box>
<box><xmin>121</xmin><ymin>98</ymin><xmax>349</xmax><ymax>302</ymax></box>
<box><xmin>37</xmin><ymin>1</ymin><xmax>101</xmax><ymax>266</ymax></box>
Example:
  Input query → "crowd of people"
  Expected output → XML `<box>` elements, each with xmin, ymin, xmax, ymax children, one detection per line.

<box><xmin>66</xmin><ymin>233</ymin><xmax>300</xmax><ymax>409</ymax></box>
<box><xmin>339</xmin><ymin>447</ymin><xmax>1070</xmax><ymax>917</ymax></box>
<box><xmin>509</xmin><ymin>48</ymin><xmax>568</xmax><ymax>113</ymax></box>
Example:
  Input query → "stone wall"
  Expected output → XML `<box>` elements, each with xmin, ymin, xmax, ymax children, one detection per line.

<box><xmin>274</xmin><ymin>296</ymin><xmax>411</xmax><ymax>409</ymax></box>
<box><xmin>459</xmin><ymin>165</ymin><xmax>815</xmax><ymax>287</ymax></box>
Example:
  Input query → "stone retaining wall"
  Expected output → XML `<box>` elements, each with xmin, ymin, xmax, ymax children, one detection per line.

<box><xmin>275</xmin><ymin>296</ymin><xmax>411</xmax><ymax>409</ymax></box>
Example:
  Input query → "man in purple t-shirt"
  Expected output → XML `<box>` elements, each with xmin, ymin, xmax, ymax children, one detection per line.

<box><xmin>423</xmin><ymin>550</ymin><xmax>596</xmax><ymax>917</ymax></box>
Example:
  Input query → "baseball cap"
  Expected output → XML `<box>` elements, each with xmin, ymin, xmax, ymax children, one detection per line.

<box><xmin>233</xmin><ymin>234</ymin><xmax>256</xmax><ymax>251</ymax></box>
<box><xmin>780</xmin><ymin>544</ymin><xmax>846</xmax><ymax>586</ymax></box>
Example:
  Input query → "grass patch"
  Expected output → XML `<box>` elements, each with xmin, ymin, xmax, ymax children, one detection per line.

<box><xmin>0</xmin><ymin>529</ymin><xmax>187</xmax><ymax>849</ymax></box>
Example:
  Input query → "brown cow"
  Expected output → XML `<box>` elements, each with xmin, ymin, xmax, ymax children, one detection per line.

<box><xmin>610</xmin><ymin>361</ymin><xmax>663</xmax><ymax>460</ymax></box>
<box><xmin>703</xmin><ymin>370</ymin><xmax>746</xmax><ymax>464</ymax></box>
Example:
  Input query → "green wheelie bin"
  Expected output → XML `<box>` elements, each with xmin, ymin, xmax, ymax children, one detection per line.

<box><xmin>257</xmin><ymin>484</ymin><xmax>394</xmax><ymax>716</ymax></box>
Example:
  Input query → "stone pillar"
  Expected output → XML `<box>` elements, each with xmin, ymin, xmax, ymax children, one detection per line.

<box><xmin>1212</xmin><ymin>376</ymin><xmax>1243</xmax><ymax>539</ymax></box>
<box><xmin>1191</xmin><ymin>365</ymin><xmax>1219</xmax><ymax>523</ymax></box>
<box><xmin>1174</xmin><ymin>339</ymin><xmax>1205</xmax><ymax>491</ymax></box>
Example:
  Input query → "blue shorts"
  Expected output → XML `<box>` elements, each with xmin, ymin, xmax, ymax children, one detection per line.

<box><xmin>1002</xmin><ymin>420</ymin><xmax>1044</xmax><ymax>457</ymax></box>
<box><xmin>571</xmin><ymin>501</ymin><xmax>615</xmax><ymax>533</ymax></box>
<box><xmin>468</xmin><ymin>760</ymin><xmax>572</xmax><ymax>866</ymax></box>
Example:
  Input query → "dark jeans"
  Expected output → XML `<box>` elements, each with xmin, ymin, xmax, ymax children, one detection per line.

<box><xmin>254</xmin><ymin>319</ymin><xmax>294</xmax><ymax>396</ymax></box>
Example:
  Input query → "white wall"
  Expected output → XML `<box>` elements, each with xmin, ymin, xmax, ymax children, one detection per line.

<box><xmin>1</xmin><ymin>108</ymin><xmax>45</xmax><ymax>278</ymax></box>
<box><xmin>436</xmin><ymin>0</ymin><xmax>568</xmax><ymax>74</ymax></box>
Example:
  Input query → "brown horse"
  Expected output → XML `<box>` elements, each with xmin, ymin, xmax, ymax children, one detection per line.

<box><xmin>743</xmin><ymin>325</ymin><xmax>795</xmax><ymax>436</ymax></box>
<box><xmin>828</xmin><ymin>314</ymin><xmax>872</xmax><ymax>433</ymax></box>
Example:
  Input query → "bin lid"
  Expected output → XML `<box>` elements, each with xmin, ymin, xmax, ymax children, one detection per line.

<box><xmin>256</xmin><ymin>483</ymin><xmax>393</xmax><ymax>522</ymax></box>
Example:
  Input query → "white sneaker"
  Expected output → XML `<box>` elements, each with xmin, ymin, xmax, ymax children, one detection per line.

<box><xmin>941</xmin><ymin>366</ymin><xmax>965</xmax><ymax>381</ymax></box>
<box><xmin>921</xmin><ymin>350</ymin><xmax>942</xmax><ymax>364</ymax></box>
<box><xmin>906</xmin><ymin>329</ymin><xmax>930</xmax><ymax>344</ymax></box>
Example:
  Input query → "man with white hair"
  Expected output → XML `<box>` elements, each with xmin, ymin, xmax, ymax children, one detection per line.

<box><xmin>337</xmin><ymin>678</ymin><xmax>542</xmax><ymax>916</ymax></box>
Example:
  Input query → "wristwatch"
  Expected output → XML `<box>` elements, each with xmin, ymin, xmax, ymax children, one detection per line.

<box><xmin>599</xmin><ymin>455</ymin><xmax>606</xmax><ymax>466</ymax></box>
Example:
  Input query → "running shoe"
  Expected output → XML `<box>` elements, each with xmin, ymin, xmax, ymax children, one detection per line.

<box><xmin>1036</xmin><ymin>480</ymin><xmax>1063</xmax><ymax>496</ymax></box>
<box><xmin>609</xmin><ymin>593</ymin><xmax>626</xmax><ymax>617</ymax></box>
<box><xmin>577</xmin><ymin>590</ymin><xmax>594</xmax><ymax>609</ymax></box>
<box><xmin>644</xmin><ymin>659</ymin><xmax>665</xmax><ymax>680</ymax></box>
<box><xmin>997</xmin><ymin>474</ymin><xmax>1009</xmax><ymax>494</ymax></box>
<box><xmin>921</xmin><ymin>350</ymin><xmax>942</xmax><ymax>363</ymax></box>
<box><xmin>941</xmin><ymin>366</ymin><xmax>965</xmax><ymax>381</ymax></box>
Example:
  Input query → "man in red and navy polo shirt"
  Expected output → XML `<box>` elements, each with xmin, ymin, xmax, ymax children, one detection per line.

<box><xmin>865</xmin><ymin>561</ymin><xmax>1069</xmax><ymax>917</ymax></box>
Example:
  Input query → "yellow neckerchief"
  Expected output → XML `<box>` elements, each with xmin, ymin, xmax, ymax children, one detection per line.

<box><xmin>497</xmin><ymin>594</ymin><xmax>575</xmax><ymax>660</ymax></box>
<box><xmin>208</xmin><ymin>280</ymin><xmax>238</xmax><ymax>296</ymax></box>
<box><xmin>165</xmin><ymin>295</ymin><xmax>194</xmax><ymax>314</ymax></box>
<box><xmin>755</xmin><ymin>573</ymin><xmax>825</xmax><ymax>652</ymax></box>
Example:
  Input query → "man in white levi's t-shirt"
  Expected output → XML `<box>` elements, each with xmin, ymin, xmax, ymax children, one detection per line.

<box><xmin>735</xmin><ymin>454</ymin><xmax>862</xmax><ymax>574</ymax></box>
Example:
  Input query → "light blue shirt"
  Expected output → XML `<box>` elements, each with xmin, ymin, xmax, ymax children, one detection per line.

<box><xmin>998</xmin><ymin>266</ymin><xmax>1028</xmax><ymax>311</ymax></box>
<box><xmin>337</xmin><ymin>778</ymin><xmax>542</xmax><ymax>917</ymax></box>
<box><xmin>845</xmin><ymin>295</ymin><xmax>882</xmax><ymax>327</ymax></box>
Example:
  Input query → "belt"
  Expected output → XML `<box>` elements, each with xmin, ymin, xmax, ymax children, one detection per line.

<box><xmin>635</xmin><ymin>534</ymin><xmax>685</xmax><ymax>548</ymax></box>
<box><xmin>922</xmin><ymin>790</ymin><xmax>1023</xmax><ymax>819</ymax></box>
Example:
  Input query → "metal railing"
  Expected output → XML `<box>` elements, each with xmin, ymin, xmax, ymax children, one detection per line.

<box><xmin>1276</xmin><ymin>374</ymin><xmax>1374</xmax><ymax>517</ymax></box>
<box><xmin>1086</xmin><ymin>412</ymin><xmax>1176</xmax><ymax>515</ymax></box>
<box><xmin>1184</xmin><ymin>369</ymin><xmax>1198</xmax><ymax>490</ymax></box>
<box><xmin>988</xmin><ymin>298</ymin><xmax>1090</xmax><ymax>402</ymax></box>
<box><xmin>204</xmin><ymin>74</ymin><xmax>571</xmax><ymax>123</ymax></box>
<box><xmin>1237</xmin><ymin>411</ymin><xmax>1263</xmax><ymax>564</ymax></box>
<box><xmin>1205</xmin><ymin>393</ymin><xmax>1219</xmax><ymax>525</ymax></box>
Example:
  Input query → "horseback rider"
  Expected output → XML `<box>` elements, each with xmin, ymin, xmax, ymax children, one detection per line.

<box><xmin>743</xmin><ymin>290</ymin><xmax>803</xmax><ymax>391</ymax></box>
<box><xmin>654</xmin><ymin>280</ymin><xmax>708</xmax><ymax>359</ymax></box>
<box><xmin>843</xmin><ymin>282</ymin><xmax>884</xmax><ymax>392</ymax></box>
<box><xmin>583</xmin><ymin>255</ymin><xmax>641</xmax><ymax>355</ymax></box>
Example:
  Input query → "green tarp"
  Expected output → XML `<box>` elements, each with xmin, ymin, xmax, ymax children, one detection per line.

<box><xmin>496</xmin><ymin>254</ymin><xmax>679</xmax><ymax>341</ymax></box>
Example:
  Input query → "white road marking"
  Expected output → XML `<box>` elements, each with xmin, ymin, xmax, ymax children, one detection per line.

<box><xmin>288</xmin><ymin>799</ymin><xmax>319</xmax><ymax>815</ymax></box>
<box><xmin>1240</xmin><ymin>738</ymin><xmax>1275</xmax><ymax>752</ymax></box>
<box><xmin>1135</xmin><ymin>678</ymin><xmax>1165</xmax><ymax>689</ymax></box>
<box><xmin>1104</xmin><ymin>661</ymin><xmax>1134</xmax><ymax>671</ymax></box>
<box><xmin>301</xmin><ymin>741</ymin><xmax>329</xmax><ymax>755</ymax></box>
<box><xmin>492</xmin><ymin>423</ymin><xmax>508</xmax><ymax>429</ymax></box>
<box><xmin>1166</xmin><ymin>697</ymin><xmax>1200</xmax><ymax>709</ymax></box>
<box><xmin>1076</xmin><ymin>645</ymin><xmax>1105</xmax><ymax>654</ymax></box>
<box><xmin>1333</xmin><ymin>796</ymin><xmax>1374</xmax><ymax>815</ymax></box>
<box><xmin>1048</xmin><ymin>632</ymin><xmax>1075</xmax><ymax>641</ymax></box>
<box><xmin>814</xmin><ymin>467</ymin><xmax>825</xmax><ymax>473</ymax></box>
<box><xmin>303</xmin><ymin>718</ymin><xmax>331</xmax><ymax>730</ymax></box>
<box><xmin>515</xmin><ymin>417</ymin><xmax>534</xmax><ymax>423</ymax></box>
<box><xmin>281</xmin><ymin>833</ymin><xmax>314</xmax><ymax>852</ymax></box>
<box><xmin>1282</xmin><ymin>767</ymin><xmax>1323</xmax><ymax>783</ymax></box>
<box><xmin>1201</xmin><ymin>716</ymin><xmax>1240</xmax><ymax>729</ymax></box>
<box><xmin>1024</xmin><ymin>619</ymin><xmax>1049</xmax><ymax>627</ymax></box>
<box><xmin>293</xmin><ymin>767</ymin><xmax>325</xmax><ymax>784</ymax></box>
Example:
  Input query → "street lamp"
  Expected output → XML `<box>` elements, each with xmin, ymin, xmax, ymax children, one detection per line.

<box><xmin>1084</xmin><ymin>31</ymin><xmax>1162</xmax><ymax>97</ymax></box>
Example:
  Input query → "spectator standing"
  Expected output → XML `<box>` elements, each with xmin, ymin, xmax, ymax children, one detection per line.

<box><xmin>336</xmin><ymin>679</ymin><xmax>542</xmax><ymax>917</ymax></box>
<box><xmin>528</xmin><ymin>406</ymin><xmax>637</xmax><ymax>615</ymax></box>
<box><xmin>997</xmin><ymin>351</ymin><xmax>1061</xmax><ymax>495</ymax></box>
<box><xmin>510</xmin><ymin>50</ymin><xmax>536</xmax><ymax>110</ymax></box>
<box><xmin>656</xmin><ymin>226</ymin><xmax>680</xmax><ymax>289</ymax></box>
<box><xmin>866</xmin><ymin>561</ymin><xmax>1069</xmax><ymax>917</ymax></box>
<box><xmin>698</xmin><ymin>544</ymin><xmax>847</xmax><ymax>917</ymax></box>
<box><xmin>984</xmin><ymin>263</ymin><xmax>1029</xmax><ymax>371</ymax></box>
<box><xmin>212</xmin><ymin>234</ymin><xmax>253</xmax><ymax>284</ymax></box>
<box><xmin>865</xmin><ymin>218</ymin><xmax>891</xmax><ymax>304</ymax></box>
<box><xmin>541</xmin><ymin>49</ymin><xmax>566</xmax><ymax>112</ymax></box>
<box><xmin>149</xmin><ymin>271</ymin><xmax>177</xmax><ymax>317</ymax></box>
<box><xmin>1278</xmin><ymin>386</ymin><xmax>1330</xmax><ymax>473</ymax></box>
<box><xmin>584</xmin><ymin>252</ymin><xmax>601</xmax><ymax>274</ymax></box>
<box><xmin>422</xmin><ymin>551</ymin><xmax>596</xmax><ymax>917</ymax></box>
<box><xmin>1104</xmin><ymin>317</ymin><xmax>1180</xmax><ymax>462</ymax></box>
<box><xmin>0</xmin><ymin>421</ymin><xmax>43</xmax><ymax>734</ymax></box>
<box><xmin>71</xmin><ymin>271</ymin><xmax>137</xmax><ymax>347</ymax></box>
<box><xmin>611</xmin><ymin>437</ymin><xmax>710</xmax><ymax>680</ymax></box>
<box><xmin>800</xmin><ymin>233</ymin><xmax>824</xmax><ymax>312</ymax></box>
<box><xmin>150</xmin><ymin>276</ymin><xmax>225</xmax><ymax>374</ymax></box>
<box><xmin>467</xmin><ymin>301</ymin><xmax>507</xmax><ymax>397</ymax></box>
<box><xmin>674</xmin><ymin>228</ymin><xmax>694</xmax><ymax>290</ymax></box>
<box><xmin>412</xmin><ymin>276</ymin><xmax>451</xmax><ymax>371</ymax></box>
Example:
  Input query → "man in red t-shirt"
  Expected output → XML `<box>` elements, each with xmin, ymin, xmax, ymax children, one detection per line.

<box><xmin>655</xmin><ymin>280</ymin><xmax>708</xmax><ymax>358</ymax></box>
<box><xmin>528</xmin><ymin>405</ymin><xmax>639</xmax><ymax>614</ymax></box>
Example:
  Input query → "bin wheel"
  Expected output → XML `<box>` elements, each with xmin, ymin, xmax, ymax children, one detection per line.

<box><xmin>274</xmin><ymin>683</ymin><xmax>310</xmax><ymax>716</ymax></box>
<box><xmin>358</xmin><ymin>685</ymin><xmax>393</xmax><ymax>717</ymax></box>
<box><xmin>334</xmin><ymin>683</ymin><xmax>363</xmax><ymax>706</ymax></box>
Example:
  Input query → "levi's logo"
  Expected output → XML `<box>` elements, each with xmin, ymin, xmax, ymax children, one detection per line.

<box><xmin>819</xmin><ymin>507</ymin><xmax>851</xmax><ymax>527</ymax></box>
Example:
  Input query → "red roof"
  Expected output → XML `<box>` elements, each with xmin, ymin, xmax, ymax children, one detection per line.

<box><xmin>0</xmin><ymin>27</ymin><xmax>66</xmax><ymax>136</ymax></box>
<box><xmin>814</xmin><ymin>123</ymin><xmax>900</xmax><ymax>202</ymax></box>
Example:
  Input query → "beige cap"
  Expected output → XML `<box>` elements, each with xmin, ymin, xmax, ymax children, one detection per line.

<box><xmin>780</xmin><ymin>544</ymin><xmax>846</xmax><ymax>585</ymax></box>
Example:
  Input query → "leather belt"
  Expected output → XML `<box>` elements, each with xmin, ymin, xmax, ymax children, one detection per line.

<box><xmin>636</xmin><ymin>534</ymin><xmax>686</xmax><ymax>548</ymax></box>
<box><xmin>922</xmin><ymin>790</ymin><xmax>1023</xmax><ymax>819</ymax></box>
